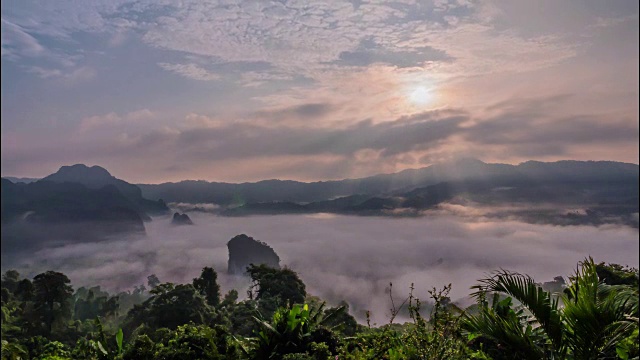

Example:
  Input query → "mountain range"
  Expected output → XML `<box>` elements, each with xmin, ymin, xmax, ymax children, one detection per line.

<box><xmin>2</xmin><ymin>159</ymin><xmax>638</xmax><ymax>234</ymax></box>
<box><xmin>137</xmin><ymin>158</ymin><xmax>638</xmax><ymax>204</ymax></box>
<box><xmin>1</xmin><ymin>165</ymin><xmax>169</xmax><ymax>253</ymax></box>
<box><xmin>134</xmin><ymin>159</ymin><xmax>638</xmax><ymax>227</ymax></box>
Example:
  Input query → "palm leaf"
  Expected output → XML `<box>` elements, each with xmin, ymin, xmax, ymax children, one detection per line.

<box><xmin>471</xmin><ymin>269</ymin><xmax>563</xmax><ymax>352</ymax></box>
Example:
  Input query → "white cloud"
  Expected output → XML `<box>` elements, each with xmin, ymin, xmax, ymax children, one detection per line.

<box><xmin>2</xmin><ymin>1</ymin><xmax>583</xmax><ymax>83</ymax></box>
<box><xmin>26</xmin><ymin>65</ymin><xmax>96</xmax><ymax>85</ymax></box>
<box><xmin>158</xmin><ymin>63</ymin><xmax>220</xmax><ymax>81</ymax></box>
<box><xmin>80</xmin><ymin>108</ymin><xmax>155</xmax><ymax>132</ymax></box>
<box><xmin>1</xmin><ymin>18</ymin><xmax>46</xmax><ymax>60</ymax></box>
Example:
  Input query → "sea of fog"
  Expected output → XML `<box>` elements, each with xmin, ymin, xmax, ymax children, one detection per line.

<box><xmin>4</xmin><ymin>212</ymin><xmax>639</xmax><ymax>323</ymax></box>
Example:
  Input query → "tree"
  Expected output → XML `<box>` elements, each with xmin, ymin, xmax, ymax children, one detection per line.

<box><xmin>147</xmin><ymin>274</ymin><xmax>160</xmax><ymax>289</ymax></box>
<box><xmin>247</xmin><ymin>264</ymin><xmax>306</xmax><ymax>308</ymax></box>
<box><xmin>33</xmin><ymin>271</ymin><xmax>73</xmax><ymax>333</ymax></box>
<box><xmin>462</xmin><ymin>257</ymin><xmax>639</xmax><ymax>359</ymax></box>
<box><xmin>1</xmin><ymin>270</ymin><xmax>21</xmax><ymax>293</ymax></box>
<box><xmin>596</xmin><ymin>262</ymin><xmax>639</xmax><ymax>287</ymax></box>
<box><xmin>14</xmin><ymin>279</ymin><xmax>34</xmax><ymax>302</ymax></box>
<box><xmin>193</xmin><ymin>267</ymin><xmax>221</xmax><ymax>307</ymax></box>
<box><xmin>221</xmin><ymin>289</ymin><xmax>239</xmax><ymax>309</ymax></box>
<box><xmin>123</xmin><ymin>283</ymin><xmax>211</xmax><ymax>332</ymax></box>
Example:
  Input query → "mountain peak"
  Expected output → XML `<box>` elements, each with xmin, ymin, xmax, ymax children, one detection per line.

<box><xmin>41</xmin><ymin>164</ymin><xmax>115</xmax><ymax>187</ymax></box>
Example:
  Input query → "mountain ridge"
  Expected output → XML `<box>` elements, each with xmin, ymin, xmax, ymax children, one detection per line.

<box><xmin>135</xmin><ymin>159</ymin><xmax>639</xmax><ymax>205</ymax></box>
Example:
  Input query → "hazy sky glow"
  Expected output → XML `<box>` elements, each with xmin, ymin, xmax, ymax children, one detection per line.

<box><xmin>2</xmin><ymin>0</ymin><xmax>638</xmax><ymax>183</ymax></box>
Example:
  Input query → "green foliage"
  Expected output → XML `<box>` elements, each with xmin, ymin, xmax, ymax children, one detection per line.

<box><xmin>122</xmin><ymin>334</ymin><xmax>155</xmax><ymax>360</ymax></box>
<box><xmin>322</xmin><ymin>302</ymin><xmax>359</xmax><ymax>336</ymax></box>
<box><xmin>29</xmin><ymin>339</ymin><xmax>72</xmax><ymax>360</ymax></box>
<box><xmin>2</xmin><ymin>259</ymin><xmax>636</xmax><ymax>360</ymax></box>
<box><xmin>155</xmin><ymin>324</ymin><xmax>221</xmax><ymax>359</ymax></box>
<box><xmin>463</xmin><ymin>257</ymin><xmax>640</xmax><ymax>359</ymax></box>
<box><xmin>221</xmin><ymin>289</ymin><xmax>239</xmax><ymax>309</ymax></box>
<box><xmin>616</xmin><ymin>328</ymin><xmax>640</xmax><ymax>360</ymax></box>
<box><xmin>33</xmin><ymin>271</ymin><xmax>74</xmax><ymax>334</ymax></box>
<box><xmin>339</xmin><ymin>285</ymin><xmax>489</xmax><ymax>360</ymax></box>
<box><xmin>247</xmin><ymin>264</ymin><xmax>307</xmax><ymax>309</ymax></box>
<box><xmin>1</xmin><ymin>270</ymin><xmax>21</xmax><ymax>294</ymax></box>
<box><xmin>229</xmin><ymin>300</ymin><xmax>260</xmax><ymax>337</ymax></box>
<box><xmin>193</xmin><ymin>267</ymin><xmax>222</xmax><ymax>307</ymax></box>
<box><xmin>245</xmin><ymin>303</ymin><xmax>341</xmax><ymax>359</ymax></box>
<box><xmin>73</xmin><ymin>288</ymin><xmax>119</xmax><ymax>321</ymax></box>
<box><xmin>116</xmin><ymin>328</ymin><xmax>123</xmax><ymax>354</ymax></box>
<box><xmin>123</xmin><ymin>283</ymin><xmax>211</xmax><ymax>332</ymax></box>
<box><xmin>1</xmin><ymin>339</ymin><xmax>28</xmax><ymax>360</ymax></box>
<box><xmin>596</xmin><ymin>262</ymin><xmax>639</xmax><ymax>287</ymax></box>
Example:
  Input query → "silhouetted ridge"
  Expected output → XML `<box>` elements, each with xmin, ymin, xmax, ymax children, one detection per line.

<box><xmin>41</xmin><ymin>163</ymin><xmax>169</xmax><ymax>217</ymax></box>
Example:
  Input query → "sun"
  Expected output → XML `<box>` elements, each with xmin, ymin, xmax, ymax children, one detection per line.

<box><xmin>408</xmin><ymin>86</ymin><xmax>434</xmax><ymax>106</ymax></box>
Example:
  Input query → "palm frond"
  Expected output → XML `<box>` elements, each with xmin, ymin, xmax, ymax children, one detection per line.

<box><xmin>471</xmin><ymin>269</ymin><xmax>563</xmax><ymax>351</ymax></box>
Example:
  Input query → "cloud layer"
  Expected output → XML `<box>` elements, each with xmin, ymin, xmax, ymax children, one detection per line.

<box><xmin>2</xmin><ymin>213</ymin><xmax>637</xmax><ymax>323</ymax></box>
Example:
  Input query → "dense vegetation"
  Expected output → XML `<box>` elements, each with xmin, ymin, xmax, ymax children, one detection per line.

<box><xmin>1</xmin><ymin>259</ymin><xmax>638</xmax><ymax>359</ymax></box>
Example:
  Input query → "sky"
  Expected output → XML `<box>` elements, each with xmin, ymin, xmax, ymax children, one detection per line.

<box><xmin>1</xmin><ymin>0</ymin><xmax>638</xmax><ymax>183</ymax></box>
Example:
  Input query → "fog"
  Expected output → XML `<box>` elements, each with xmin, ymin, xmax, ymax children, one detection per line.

<box><xmin>3</xmin><ymin>212</ymin><xmax>638</xmax><ymax>323</ymax></box>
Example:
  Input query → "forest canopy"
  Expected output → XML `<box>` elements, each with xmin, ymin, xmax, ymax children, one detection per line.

<box><xmin>1</xmin><ymin>259</ymin><xmax>638</xmax><ymax>359</ymax></box>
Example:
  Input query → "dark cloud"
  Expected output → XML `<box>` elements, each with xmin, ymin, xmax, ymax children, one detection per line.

<box><xmin>464</xmin><ymin>96</ymin><xmax>638</xmax><ymax>157</ymax></box>
<box><xmin>332</xmin><ymin>46</ymin><xmax>452</xmax><ymax>68</ymax></box>
<box><xmin>118</xmin><ymin>109</ymin><xmax>467</xmax><ymax>161</ymax></box>
<box><xmin>329</xmin><ymin>38</ymin><xmax>453</xmax><ymax>68</ymax></box>
<box><xmin>254</xmin><ymin>103</ymin><xmax>336</xmax><ymax>122</ymax></box>
<box><xmin>2</xmin><ymin>213</ymin><xmax>637</xmax><ymax>323</ymax></box>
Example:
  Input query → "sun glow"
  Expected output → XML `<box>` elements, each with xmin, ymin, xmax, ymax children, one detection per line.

<box><xmin>408</xmin><ymin>85</ymin><xmax>434</xmax><ymax>106</ymax></box>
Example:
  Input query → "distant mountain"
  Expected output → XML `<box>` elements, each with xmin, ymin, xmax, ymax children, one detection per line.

<box><xmin>139</xmin><ymin>159</ymin><xmax>638</xmax><ymax>203</ymax></box>
<box><xmin>2</xmin><ymin>176</ymin><xmax>39</xmax><ymax>184</ymax></box>
<box><xmin>179</xmin><ymin>159</ymin><xmax>637</xmax><ymax>227</ymax></box>
<box><xmin>42</xmin><ymin>164</ymin><xmax>169</xmax><ymax>218</ymax></box>
<box><xmin>1</xmin><ymin>178</ymin><xmax>146</xmax><ymax>252</ymax></box>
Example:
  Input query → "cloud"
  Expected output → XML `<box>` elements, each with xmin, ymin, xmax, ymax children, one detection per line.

<box><xmin>2</xmin><ymin>0</ymin><xmax>582</xmax><ymax>84</ymax></box>
<box><xmin>157</xmin><ymin>63</ymin><xmax>220</xmax><ymax>81</ymax></box>
<box><xmin>253</xmin><ymin>103</ymin><xmax>337</xmax><ymax>123</ymax></box>
<box><xmin>2</xmin><ymin>93</ymin><xmax>637</xmax><ymax>183</ymax></box>
<box><xmin>1</xmin><ymin>19</ymin><xmax>46</xmax><ymax>60</ymax></box>
<box><xmin>26</xmin><ymin>66</ymin><xmax>63</xmax><ymax>79</ymax></box>
<box><xmin>460</xmin><ymin>96</ymin><xmax>639</xmax><ymax>158</ymax></box>
<box><xmin>329</xmin><ymin>38</ymin><xmax>453</xmax><ymax>68</ymax></box>
<box><xmin>79</xmin><ymin>109</ymin><xmax>154</xmax><ymax>132</ymax></box>
<box><xmin>115</xmin><ymin>109</ymin><xmax>466</xmax><ymax>161</ymax></box>
<box><xmin>2</xmin><ymin>213</ymin><xmax>637</xmax><ymax>323</ymax></box>
<box><xmin>24</xmin><ymin>65</ymin><xmax>96</xmax><ymax>85</ymax></box>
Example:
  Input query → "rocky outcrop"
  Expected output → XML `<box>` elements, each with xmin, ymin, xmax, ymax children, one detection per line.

<box><xmin>171</xmin><ymin>212</ymin><xmax>193</xmax><ymax>225</ymax></box>
<box><xmin>227</xmin><ymin>234</ymin><xmax>280</xmax><ymax>275</ymax></box>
